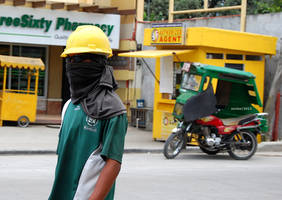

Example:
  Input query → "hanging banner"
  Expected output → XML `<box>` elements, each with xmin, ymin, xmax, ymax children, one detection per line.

<box><xmin>160</xmin><ymin>56</ymin><xmax>173</xmax><ymax>94</ymax></box>
<box><xmin>0</xmin><ymin>6</ymin><xmax>120</xmax><ymax>49</ymax></box>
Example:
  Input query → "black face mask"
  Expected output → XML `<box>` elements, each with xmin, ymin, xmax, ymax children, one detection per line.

<box><xmin>65</xmin><ymin>56</ymin><xmax>126</xmax><ymax>119</ymax></box>
<box><xmin>66</xmin><ymin>62</ymin><xmax>104</xmax><ymax>104</ymax></box>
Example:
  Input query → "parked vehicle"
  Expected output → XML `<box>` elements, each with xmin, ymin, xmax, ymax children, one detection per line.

<box><xmin>163</xmin><ymin>63</ymin><xmax>268</xmax><ymax>160</ymax></box>
<box><xmin>0</xmin><ymin>55</ymin><xmax>45</xmax><ymax>127</ymax></box>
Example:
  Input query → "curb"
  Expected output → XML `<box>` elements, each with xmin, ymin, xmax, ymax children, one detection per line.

<box><xmin>0</xmin><ymin>144</ymin><xmax>281</xmax><ymax>155</ymax></box>
<box><xmin>0</xmin><ymin>147</ymin><xmax>201</xmax><ymax>155</ymax></box>
<box><xmin>0</xmin><ymin>150</ymin><xmax>56</xmax><ymax>155</ymax></box>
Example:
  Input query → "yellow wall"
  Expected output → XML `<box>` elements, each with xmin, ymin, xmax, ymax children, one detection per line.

<box><xmin>94</xmin><ymin>0</ymin><xmax>111</xmax><ymax>7</ymax></box>
<box><xmin>48</xmin><ymin>46</ymin><xmax>64</xmax><ymax>99</ymax></box>
<box><xmin>153</xmin><ymin>58</ymin><xmax>162</xmax><ymax>139</ymax></box>
<box><xmin>111</xmin><ymin>0</ymin><xmax>136</xmax><ymax>10</ymax></box>
<box><xmin>116</xmin><ymin>87</ymin><xmax>141</xmax><ymax>118</ymax></box>
<box><xmin>185</xmin><ymin>27</ymin><xmax>277</xmax><ymax>55</ymax></box>
<box><xmin>116</xmin><ymin>88</ymin><xmax>141</xmax><ymax>104</ymax></box>
<box><xmin>114</xmin><ymin>70</ymin><xmax>135</xmax><ymax>81</ymax></box>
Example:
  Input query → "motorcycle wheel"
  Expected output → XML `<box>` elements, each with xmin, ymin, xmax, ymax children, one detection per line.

<box><xmin>228</xmin><ymin>131</ymin><xmax>257</xmax><ymax>160</ymax></box>
<box><xmin>163</xmin><ymin>133</ymin><xmax>185</xmax><ymax>159</ymax></box>
<box><xmin>199</xmin><ymin>146</ymin><xmax>220</xmax><ymax>155</ymax></box>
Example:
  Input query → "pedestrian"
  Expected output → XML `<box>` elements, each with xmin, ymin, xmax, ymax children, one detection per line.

<box><xmin>48</xmin><ymin>25</ymin><xmax>128</xmax><ymax>200</ymax></box>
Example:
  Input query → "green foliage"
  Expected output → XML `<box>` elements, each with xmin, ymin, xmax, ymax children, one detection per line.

<box><xmin>144</xmin><ymin>0</ymin><xmax>282</xmax><ymax>21</ymax></box>
<box><xmin>144</xmin><ymin>0</ymin><xmax>169</xmax><ymax>21</ymax></box>
<box><xmin>254</xmin><ymin>0</ymin><xmax>282</xmax><ymax>14</ymax></box>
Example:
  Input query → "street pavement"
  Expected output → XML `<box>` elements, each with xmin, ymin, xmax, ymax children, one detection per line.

<box><xmin>0</xmin><ymin>124</ymin><xmax>282</xmax><ymax>200</ymax></box>
<box><xmin>0</xmin><ymin>124</ymin><xmax>281</xmax><ymax>155</ymax></box>
<box><xmin>1</xmin><ymin>154</ymin><xmax>282</xmax><ymax>200</ymax></box>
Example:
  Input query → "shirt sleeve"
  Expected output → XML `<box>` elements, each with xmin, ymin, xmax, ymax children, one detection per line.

<box><xmin>101</xmin><ymin>114</ymin><xmax>128</xmax><ymax>164</ymax></box>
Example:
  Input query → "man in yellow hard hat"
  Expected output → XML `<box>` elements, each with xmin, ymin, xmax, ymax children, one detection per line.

<box><xmin>49</xmin><ymin>25</ymin><xmax>127</xmax><ymax>200</ymax></box>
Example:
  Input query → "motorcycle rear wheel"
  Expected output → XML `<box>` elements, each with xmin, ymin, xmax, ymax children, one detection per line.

<box><xmin>163</xmin><ymin>133</ymin><xmax>185</xmax><ymax>159</ymax></box>
<box><xmin>228</xmin><ymin>131</ymin><xmax>257</xmax><ymax>160</ymax></box>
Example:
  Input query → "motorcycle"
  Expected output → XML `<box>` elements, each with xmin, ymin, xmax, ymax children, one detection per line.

<box><xmin>163</xmin><ymin>63</ymin><xmax>268</xmax><ymax>160</ymax></box>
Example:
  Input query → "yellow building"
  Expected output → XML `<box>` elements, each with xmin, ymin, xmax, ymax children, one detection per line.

<box><xmin>0</xmin><ymin>0</ymin><xmax>140</xmax><ymax>116</ymax></box>
<box><xmin>119</xmin><ymin>24</ymin><xmax>277</xmax><ymax>140</ymax></box>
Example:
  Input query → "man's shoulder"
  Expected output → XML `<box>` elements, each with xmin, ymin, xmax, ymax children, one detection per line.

<box><xmin>107</xmin><ymin>112</ymin><xmax>128</xmax><ymax>122</ymax></box>
<box><xmin>61</xmin><ymin>99</ymin><xmax>72</xmax><ymax>121</ymax></box>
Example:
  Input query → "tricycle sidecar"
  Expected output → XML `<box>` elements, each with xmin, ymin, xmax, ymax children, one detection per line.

<box><xmin>174</xmin><ymin>63</ymin><xmax>263</xmax><ymax>120</ymax></box>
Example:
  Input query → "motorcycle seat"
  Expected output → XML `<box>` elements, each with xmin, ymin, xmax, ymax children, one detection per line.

<box><xmin>221</xmin><ymin>114</ymin><xmax>256</xmax><ymax>126</ymax></box>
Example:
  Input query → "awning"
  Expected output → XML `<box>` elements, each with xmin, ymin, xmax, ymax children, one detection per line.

<box><xmin>0</xmin><ymin>55</ymin><xmax>45</xmax><ymax>70</ymax></box>
<box><xmin>118</xmin><ymin>49</ymin><xmax>194</xmax><ymax>58</ymax></box>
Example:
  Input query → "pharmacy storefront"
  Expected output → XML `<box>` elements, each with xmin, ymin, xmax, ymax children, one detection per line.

<box><xmin>0</xmin><ymin>5</ymin><xmax>120</xmax><ymax>114</ymax></box>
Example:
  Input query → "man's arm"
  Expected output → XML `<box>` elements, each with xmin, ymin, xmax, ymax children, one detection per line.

<box><xmin>89</xmin><ymin>158</ymin><xmax>121</xmax><ymax>200</ymax></box>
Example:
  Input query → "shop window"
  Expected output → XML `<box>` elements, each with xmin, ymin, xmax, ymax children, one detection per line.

<box><xmin>12</xmin><ymin>45</ymin><xmax>46</xmax><ymax>96</ymax></box>
<box><xmin>226</xmin><ymin>54</ymin><xmax>243</xmax><ymax>60</ymax></box>
<box><xmin>0</xmin><ymin>44</ymin><xmax>10</xmax><ymax>55</ymax></box>
<box><xmin>246</xmin><ymin>55</ymin><xmax>262</xmax><ymax>61</ymax></box>
<box><xmin>0</xmin><ymin>45</ymin><xmax>10</xmax><ymax>90</ymax></box>
<box><xmin>206</xmin><ymin>53</ymin><xmax>224</xmax><ymax>59</ymax></box>
<box><xmin>6</xmin><ymin>68</ymin><xmax>36</xmax><ymax>92</ymax></box>
<box><xmin>0</xmin><ymin>68</ymin><xmax>4</xmax><ymax>90</ymax></box>
<box><xmin>225</xmin><ymin>63</ymin><xmax>244</xmax><ymax>71</ymax></box>
<box><xmin>181</xmin><ymin>74</ymin><xmax>202</xmax><ymax>91</ymax></box>
<box><xmin>0</xmin><ymin>44</ymin><xmax>46</xmax><ymax>96</ymax></box>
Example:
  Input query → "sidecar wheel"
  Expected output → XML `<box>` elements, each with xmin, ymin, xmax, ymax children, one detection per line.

<box><xmin>163</xmin><ymin>133</ymin><xmax>185</xmax><ymax>159</ymax></box>
<box><xmin>228</xmin><ymin>131</ymin><xmax>257</xmax><ymax>160</ymax></box>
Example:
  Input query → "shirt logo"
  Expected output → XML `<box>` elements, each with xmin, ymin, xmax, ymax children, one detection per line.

<box><xmin>74</xmin><ymin>105</ymin><xmax>81</xmax><ymax>111</ymax></box>
<box><xmin>84</xmin><ymin>116</ymin><xmax>98</xmax><ymax>132</ymax></box>
<box><xmin>86</xmin><ymin>116</ymin><xmax>97</xmax><ymax>127</ymax></box>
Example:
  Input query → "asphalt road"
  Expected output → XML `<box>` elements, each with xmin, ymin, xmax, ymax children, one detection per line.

<box><xmin>0</xmin><ymin>153</ymin><xmax>281</xmax><ymax>200</ymax></box>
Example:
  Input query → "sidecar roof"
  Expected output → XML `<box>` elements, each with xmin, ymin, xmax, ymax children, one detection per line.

<box><xmin>190</xmin><ymin>63</ymin><xmax>255</xmax><ymax>81</ymax></box>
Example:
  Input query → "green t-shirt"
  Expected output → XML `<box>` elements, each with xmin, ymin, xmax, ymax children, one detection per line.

<box><xmin>49</xmin><ymin>102</ymin><xmax>128</xmax><ymax>200</ymax></box>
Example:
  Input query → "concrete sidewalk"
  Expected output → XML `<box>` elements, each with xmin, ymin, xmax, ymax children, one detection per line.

<box><xmin>0</xmin><ymin>125</ymin><xmax>281</xmax><ymax>155</ymax></box>
<box><xmin>0</xmin><ymin>125</ymin><xmax>164</xmax><ymax>154</ymax></box>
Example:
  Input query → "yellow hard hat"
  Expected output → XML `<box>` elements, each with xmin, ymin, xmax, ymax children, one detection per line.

<box><xmin>61</xmin><ymin>25</ymin><xmax>113</xmax><ymax>57</ymax></box>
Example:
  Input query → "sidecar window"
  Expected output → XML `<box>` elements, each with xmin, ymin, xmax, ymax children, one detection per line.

<box><xmin>181</xmin><ymin>73</ymin><xmax>202</xmax><ymax>91</ymax></box>
<box><xmin>216</xmin><ymin>80</ymin><xmax>232</xmax><ymax>107</ymax></box>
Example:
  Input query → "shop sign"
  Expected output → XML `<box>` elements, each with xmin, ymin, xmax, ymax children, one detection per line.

<box><xmin>0</xmin><ymin>6</ymin><xmax>120</xmax><ymax>49</ymax></box>
<box><xmin>151</xmin><ymin>23</ymin><xmax>185</xmax><ymax>45</ymax></box>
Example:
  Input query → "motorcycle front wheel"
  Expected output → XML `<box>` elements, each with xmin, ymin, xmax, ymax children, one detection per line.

<box><xmin>228</xmin><ymin>131</ymin><xmax>257</xmax><ymax>160</ymax></box>
<box><xmin>163</xmin><ymin>133</ymin><xmax>185</xmax><ymax>159</ymax></box>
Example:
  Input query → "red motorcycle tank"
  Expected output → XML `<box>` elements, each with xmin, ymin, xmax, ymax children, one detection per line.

<box><xmin>195</xmin><ymin>115</ymin><xmax>224</xmax><ymax>126</ymax></box>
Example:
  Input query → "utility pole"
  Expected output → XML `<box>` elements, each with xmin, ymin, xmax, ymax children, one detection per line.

<box><xmin>240</xmin><ymin>0</ymin><xmax>247</xmax><ymax>32</ymax></box>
